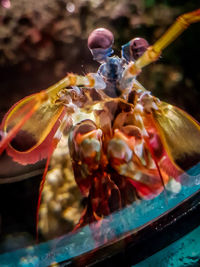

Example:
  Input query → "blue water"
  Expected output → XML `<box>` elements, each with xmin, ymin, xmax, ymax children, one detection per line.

<box><xmin>133</xmin><ymin>223</ymin><xmax>200</xmax><ymax>267</ymax></box>
<box><xmin>0</xmin><ymin>164</ymin><xmax>200</xmax><ymax>267</ymax></box>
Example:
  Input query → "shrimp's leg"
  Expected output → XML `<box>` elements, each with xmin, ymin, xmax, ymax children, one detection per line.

<box><xmin>36</xmin><ymin>139</ymin><xmax>56</xmax><ymax>241</ymax></box>
<box><xmin>125</xmin><ymin>9</ymin><xmax>200</xmax><ymax>75</ymax></box>
<box><xmin>46</xmin><ymin>73</ymin><xmax>106</xmax><ymax>99</ymax></box>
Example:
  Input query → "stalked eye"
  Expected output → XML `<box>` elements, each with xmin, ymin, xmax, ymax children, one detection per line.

<box><xmin>122</xmin><ymin>37</ymin><xmax>149</xmax><ymax>62</ymax></box>
<box><xmin>88</xmin><ymin>28</ymin><xmax>114</xmax><ymax>50</ymax></box>
<box><xmin>88</xmin><ymin>28</ymin><xmax>114</xmax><ymax>62</ymax></box>
<box><xmin>130</xmin><ymin>37</ymin><xmax>149</xmax><ymax>60</ymax></box>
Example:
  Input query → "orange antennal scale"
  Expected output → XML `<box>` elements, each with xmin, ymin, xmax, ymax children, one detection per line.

<box><xmin>1</xmin><ymin>91</ymin><xmax>66</xmax><ymax>164</ymax></box>
<box><xmin>0</xmin><ymin>98</ymin><xmax>41</xmax><ymax>154</ymax></box>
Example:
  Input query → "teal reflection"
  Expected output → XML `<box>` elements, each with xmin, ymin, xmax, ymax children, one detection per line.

<box><xmin>133</xmin><ymin>221</ymin><xmax>200</xmax><ymax>267</ymax></box>
<box><xmin>0</xmin><ymin>164</ymin><xmax>199</xmax><ymax>267</ymax></box>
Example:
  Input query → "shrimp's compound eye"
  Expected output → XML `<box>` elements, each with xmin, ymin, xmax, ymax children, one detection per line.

<box><xmin>130</xmin><ymin>37</ymin><xmax>149</xmax><ymax>60</ymax></box>
<box><xmin>88</xmin><ymin>28</ymin><xmax>114</xmax><ymax>62</ymax></box>
<box><xmin>88</xmin><ymin>28</ymin><xmax>114</xmax><ymax>50</ymax></box>
<box><xmin>122</xmin><ymin>37</ymin><xmax>149</xmax><ymax>62</ymax></box>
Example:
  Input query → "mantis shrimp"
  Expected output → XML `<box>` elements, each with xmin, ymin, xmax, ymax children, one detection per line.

<box><xmin>0</xmin><ymin>9</ymin><xmax>200</xmax><ymax>239</ymax></box>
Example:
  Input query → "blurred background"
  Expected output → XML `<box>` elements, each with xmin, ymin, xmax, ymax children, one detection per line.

<box><xmin>0</xmin><ymin>0</ymin><xmax>199</xmax><ymax>252</ymax></box>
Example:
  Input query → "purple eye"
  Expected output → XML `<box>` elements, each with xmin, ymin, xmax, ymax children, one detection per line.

<box><xmin>88</xmin><ymin>28</ymin><xmax>114</xmax><ymax>50</ymax></box>
<box><xmin>130</xmin><ymin>37</ymin><xmax>149</xmax><ymax>60</ymax></box>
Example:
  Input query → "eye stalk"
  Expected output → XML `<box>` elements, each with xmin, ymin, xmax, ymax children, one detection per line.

<box><xmin>88</xmin><ymin>28</ymin><xmax>114</xmax><ymax>63</ymax></box>
<box><xmin>122</xmin><ymin>37</ymin><xmax>149</xmax><ymax>62</ymax></box>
